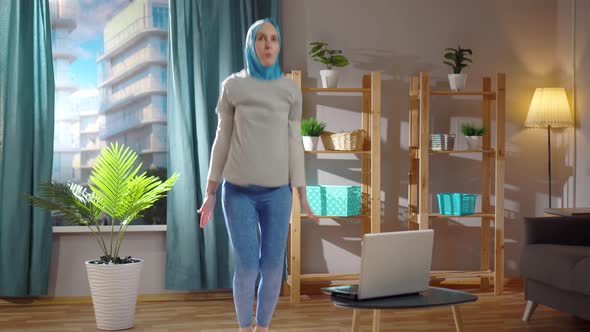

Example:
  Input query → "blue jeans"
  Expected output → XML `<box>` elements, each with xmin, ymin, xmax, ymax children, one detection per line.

<box><xmin>221</xmin><ymin>180</ymin><xmax>292</xmax><ymax>328</ymax></box>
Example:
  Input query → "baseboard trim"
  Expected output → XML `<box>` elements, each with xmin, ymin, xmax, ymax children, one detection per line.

<box><xmin>0</xmin><ymin>290</ymin><xmax>233</xmax><ymax>307</ymax></box>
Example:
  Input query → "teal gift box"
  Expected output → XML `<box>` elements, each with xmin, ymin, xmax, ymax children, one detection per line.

<box><xmin>306</xmin><ymin>185</ymin><xmax>361</xmax><ymax>216</ymax></box>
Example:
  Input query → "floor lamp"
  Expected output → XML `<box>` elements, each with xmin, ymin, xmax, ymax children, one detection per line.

<box><xmin>525</xmin><ymin>88</ymin><xmax>573</xmax><ymax>208</ymax></box>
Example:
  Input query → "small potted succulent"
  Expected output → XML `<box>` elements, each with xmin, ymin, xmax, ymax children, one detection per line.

<box><xmin>308</xmin><ymin>41</ymin><xmax>349</xmax><ymax>88</ymax></box>
<box><xmin>461</xmin><ymin>122</ymin><xmax>488</xmax><ymax>150</ymax></box>
<box><xmin>301</xmin><ymin>117</ymin><xmax>327</xmax><ymax>151</ymax></box>
<box><xmin>444</xmin><ymin>45</ymin><xmax>473</xmax><ymax>91</ymax></box>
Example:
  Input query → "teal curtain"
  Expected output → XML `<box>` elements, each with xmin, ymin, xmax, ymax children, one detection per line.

<box><xmin>166</xmin><ymin>0</ymin><xmax>281</xmax><ymax>290</ymax></box>
<box><xmin>0</xmin><ymin>0</ymin><xmax>55</xmax><ymax>296</ymax></box>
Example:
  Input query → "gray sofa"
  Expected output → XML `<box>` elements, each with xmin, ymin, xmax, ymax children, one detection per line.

<box><xmin>520</xmin><ymin>216</ymin><xmax>590</xmax><ymax>321</ymax></box>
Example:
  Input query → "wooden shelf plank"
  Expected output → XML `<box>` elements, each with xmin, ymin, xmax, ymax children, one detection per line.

<box><xmin>430</xmin><ymin>90</ymin><xmax>496</xmax><ymax>96</ymax></box>
<box><xmin>300</xmin><ymin>273</ymin><xmax>360</xmax><ymax>282</ymax></box>
<box><xmin>296</xmin><ymin>269</ymin><xmax>496</xmax><ymax>280</ymax></box>
<box><xmin>431</xmin><ymin>270</ymin><xmax>494</xmax><ymax>279</ymax></box>
<box><xmin>429</xmin><ymin>213</ymin><xmax>496</xmax><ymax>218</ymax></box>
<box><xmin>409</xmin><ymin>213</ymin><xmax>496</xmax><ymax>223</ymax></box>
<box><xmin>303</xmin><ymin>87</ymin><xmax>370</xmax><ymax>93</ymax></box>
<box><xmin>305</xmin><ymin>150</ymin><xmax>370</xmax><ymax>154</ymax></box>
<box><xmin>300</xmin><ymin>214</ymin><xmax>369</xmax><ymax>219</ymax></box>
<box><xmin>430</xmin><ymin>149</ymin><xmax>495</xmax><ymax>154</ymax></box>
<box><xmin>410</xmin><ymin>147</ymin><xmax>496</xmax><ymax>158</ymax></box>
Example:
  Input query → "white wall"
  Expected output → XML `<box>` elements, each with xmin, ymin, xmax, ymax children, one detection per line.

<box><xmin>281</xmin><ymin>0</ymin><xmax>563</xmax><ymax>277</ymax></box>
<box><xmin>48</xmin><ymin>230</ymin><xmax>182</xmax><ymax>297</ymax></box>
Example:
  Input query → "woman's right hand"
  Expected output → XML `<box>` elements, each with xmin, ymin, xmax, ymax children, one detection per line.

<box><xmin>197</xmin><ymin>193</ymin><xmax>216</xmax><ymax>228</ymax></box>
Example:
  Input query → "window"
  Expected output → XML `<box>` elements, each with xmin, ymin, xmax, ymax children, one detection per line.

<box><xmin>152</xmin><ymin>6</ymin><xmax>169</xmax><ymax>29</ymax></box>
<box><xmin>49</xmin><ymin>0</ymin><xmax>170</xmax><ymax>226</ymax></box>
<box><xmin>160</xmin><ymin>39</ymin><xmax>167</xmax><ymax>57</ymax></box>
<box><xmin>161</xmin><ymin>67</ymin><xmax>167</xmax><ymax>85</ymax></box>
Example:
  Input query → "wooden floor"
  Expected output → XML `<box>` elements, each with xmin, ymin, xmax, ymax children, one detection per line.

<box><xmin>1</xmin><ymin>285</ymin><xmax>590</xmax><ymax>331</ymax></box>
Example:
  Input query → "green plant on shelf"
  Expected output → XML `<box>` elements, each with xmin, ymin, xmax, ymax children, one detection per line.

<box><xmin>444</xmin><ymin>45</ymin><xmax>473</xmax><ymax>74</ymax></box>
<box><xmin>461</xmin><ymin>122</ymin><xmax>488</xmax><ymax>136</ymax></box>
<box><xmin>301</xmin><ymin>117</ymin><xmax>327</xmax><ymax>137</ymax></box>
<box><xmin>308</xmin><ymin>41</ymin><xmax>349</xmax><ymax>69</ymax></box>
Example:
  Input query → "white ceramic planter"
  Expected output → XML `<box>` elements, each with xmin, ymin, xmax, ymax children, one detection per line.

<box><xmin>85</xmin><ymin>259</ymin><xmax>143</xmax><ymax>330</ymax></box>
<box><xmin>320</xmin><ymin>69</ymin><xmax>340</xmax><ymax>88</ymax></box>
<box><xmin>302</xmin><ymin>136</ymin><xmax>320</xmax><ymax>151</ymax></box>
<box><xmin>465</xmin><ymin>136</ymin><xmax>483</xmax><ymax>150</ymax></box>
<box><xmin>448</xmin><ymin>73</ymin><xmax>467</xmax><ymax>91</ymax></box>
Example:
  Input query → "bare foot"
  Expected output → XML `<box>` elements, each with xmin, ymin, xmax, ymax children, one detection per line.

<box><xmin>255</xmin><ymin>326</ymin><xmax>268</xmax><ymax>332</ymax></box>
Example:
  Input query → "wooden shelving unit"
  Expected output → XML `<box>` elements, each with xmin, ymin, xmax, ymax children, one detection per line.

<box><xmin>285</xmin><ymin>70</ymin><xmax>381</xmax><ymax>303</ymax></box>
<box><xmin>407</xmin><ymin>72</ymin><xmax>505</xmax><ymax>295</ymax></box>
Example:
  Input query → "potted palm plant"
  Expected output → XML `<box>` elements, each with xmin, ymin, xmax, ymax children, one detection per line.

<box><xmin>461</xmin><ymin>122</ymin><xmax>488</xmax><ymax>150</ymax></box>
<box><xmin>301</xmin><ymin>117</ymin><xmax>327</xmax><ymax>150</ymax></box>
<box><xmin>25</xmin><ymin>143</ymin><xmax>179</xmax><ymax>330</ymax></box>
<box><xmin>308</xmin><ymin>41</ymin><xmax>349</xmax><ymax>88</ymax></box>
<box><xmin>444</xmin><ymin>45</ymin><xmax>473</xmax><ymax>91</ymax></box>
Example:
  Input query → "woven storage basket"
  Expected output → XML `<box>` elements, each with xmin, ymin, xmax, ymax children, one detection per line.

<box><xmin>321</xmin><ymin>129</ymin><xmax>366</xmax><ymax>151</ymax></box>
<box><xmin>436</xmin><ymin>192</ymin><xmax>477</xmax><ymax>216</ymax></box>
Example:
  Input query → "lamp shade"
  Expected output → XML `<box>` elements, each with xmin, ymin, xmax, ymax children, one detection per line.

<box><xmin>525</xmin><ymin>88</ymin><xmax>572</xmax><ymax>128</ymax></box>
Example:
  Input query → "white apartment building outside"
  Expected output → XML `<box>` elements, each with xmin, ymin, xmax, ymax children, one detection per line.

<box><xmin>73</xmin><ymin>89</ymin><xmax>103</xmax><ymax>184</ymax></box>
<box><xmin>97</xmin><ymin>0</ymin><xmax>169</xmax><ymax>172</ymax></box>
<box><xmin>50</xmin><ymin>0</ymin><xmax>81</xmax><ymax>183</ymax></box>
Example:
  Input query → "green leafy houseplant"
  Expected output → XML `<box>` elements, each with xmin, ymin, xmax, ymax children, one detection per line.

<box><xmin>301</xmin><ymin>117</ymin><xmax>327</xmax><ymax>137</ymax></box>
<box><xmin>444</xmin><ymin>45</ymin><xmax>473</xmax><ymax>74</ymax></box>
<box><xmin>25</xmin><ymin>143</ymin><xmax>180</xmax><ymax>264</ymax></box>
<box><xmin>461</xmin><ymin>122</ymin><xmax>488</xmax><ymax>136</ymax></box>
<box><xmin>308</xmin><ymin>42</ymin><xmax>349</xmax><ymax>69</ymax></box>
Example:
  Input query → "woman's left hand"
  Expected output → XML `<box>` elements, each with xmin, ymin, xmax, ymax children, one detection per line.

<box><xmin>297</xmin><ymin>187</ymin><xmax>320</xmax><ymax>225</ymax></box>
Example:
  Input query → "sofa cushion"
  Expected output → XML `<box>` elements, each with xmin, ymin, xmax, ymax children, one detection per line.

<box><xmin>572</xmin><ymin>257</ymin><xmax>590</xmax><ymax>296</ymax></box>
<box><xmin>521</xmin><ymin>244</ymin><xmax>590</xmax><ymax>294</ymax></box>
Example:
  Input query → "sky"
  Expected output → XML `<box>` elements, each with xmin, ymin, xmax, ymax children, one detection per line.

<box><xmin>56</xmin><ymin>0</ymin><xmax>131</xmax><ymax>89</ymax></box>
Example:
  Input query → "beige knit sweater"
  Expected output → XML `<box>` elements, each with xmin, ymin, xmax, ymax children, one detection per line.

<box><xmin>206</xmin><ymin>70</ymin><xmax>305</xmax><ymax>187</ymax></box>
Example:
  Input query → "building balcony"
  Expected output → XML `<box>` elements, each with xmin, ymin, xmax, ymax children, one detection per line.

<box><xmin>100</xmin><ymin>105</ymin><xmax>167</xmax><ymax>139</ymax></box>
<box><xmin>80</xmin><ymin>141</ymin><xmax>104</xmax><ymax>152</ymax></box>
<box><xmin>80</xmin><ymin>124</ymin><xmax>100</xmax><ymax>134</ymax></box>
<box><xmin>52</xmin><ymin>38</ymin><xmax>77</xmax><ymax>62</ymax></box>
<box><xmin>79</xmin><ymin>151</ymin><xmax>99</xmax><ymax>170</ymax></box>
<box><xmin>49</xmin><ymin>2</ymin><xmax>77</xmax><ymax>32</ymax></box>
<box><xmin>97</xmin><ymin>16</ymin><xmax>167</xmax><ymax>62</ymax></box>
<box><xmin>141</xmin><ymin>137</ymin><xmax>167</xmax><ymax>154</ymax></box>
<box><xmin>55</xmin><ymin>74</ymin><xmax>79</xmax><ymax>92</ymax></box>
<box><xmin>53</xmin><ymin>145</ymin><xmax>80</xmax><ymax>153</ymax></box>
<box><xmin>100</xmin><ymin>78</ymin><xmax>166</xmax><ymax>113</ymax></box>
<box><xmin>79</xmin><ymin>158</ymin><xmax>98</xmax><ymax>169</ymax></box>
<box><xmin>79</xmin><ymin>109</ymin><xmax>99</xmax><ymax>117</ymax></box>
<box><xmin>54</xmin><ymin>111</ymin><xmax>79</xmax><ymax>122</ymax></box>
<box><xmin>99</xmin><ymin>47</ymin><xmax>167</xmax><ymax>88</ymax></box>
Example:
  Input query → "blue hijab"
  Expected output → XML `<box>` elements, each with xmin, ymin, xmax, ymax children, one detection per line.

<box><xmin>244</xmin><ymin>18</ymin><xmax>282</xmax><ymax>80</ymax></box>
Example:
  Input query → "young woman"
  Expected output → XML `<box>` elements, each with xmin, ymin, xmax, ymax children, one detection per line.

<box><xmin>197</xmin><ymin>18</ymin><xmax>319</xmax><ymax>332</ymax></box>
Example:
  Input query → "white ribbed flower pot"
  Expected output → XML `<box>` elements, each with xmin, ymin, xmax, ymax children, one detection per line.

<box><xmin>302</xmin><ymin>136</ymin><xmax>320</xmax><ymax>150</ymax></box>
<box><xmin>320</xmin><ymin>69</ymin><xmax>340</xmax><ymax>88</ymax></box>
<box><xmin>448</xmin><ymin>73</ymin><xmax>467</xmax><ymax>91</ymax></box>
<box><xmin>465</xmin><ymin>136</ymin><xmax>483</xmax><ymax>150</ymax></box>
<box><xmin>85</xmin><ymin>259</ymin><xmax>143</xmax><ymax>331</ymax></box>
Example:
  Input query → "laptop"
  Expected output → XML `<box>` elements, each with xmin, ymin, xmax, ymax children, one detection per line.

<box><xmin>322</xmin><ymin>230</ymin><xmax>434</xmax><ymax>300</ymax></box>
